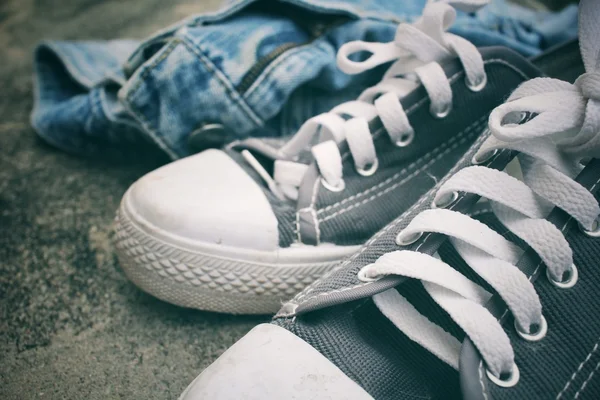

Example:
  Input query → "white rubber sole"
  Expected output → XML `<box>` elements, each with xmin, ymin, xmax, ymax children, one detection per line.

<box><xmin>114</xmin><ymin>189</ymin><xmax>359</xmax><ymax>314</ymax></box>
<box><xmin>179</xmin><ymin>324</ymin><xmax>374</xmax><ymax>400</ymax></box>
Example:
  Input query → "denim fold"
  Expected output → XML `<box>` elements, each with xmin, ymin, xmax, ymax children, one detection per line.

<box><xmin>31</xmin><ymin>0</ymin><xmax>578</xmax><ymax>159</ymax></box>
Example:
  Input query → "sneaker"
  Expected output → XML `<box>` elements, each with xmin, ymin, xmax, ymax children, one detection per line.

<box><xmin>116</xmin><ymin>0</ymin><xmax>555</xmax><ymax>314</ymax></box>
<box><xmin>179</xmin><ymin>0</ymin><xmax>600</xmax><ymax>398</ymax></box>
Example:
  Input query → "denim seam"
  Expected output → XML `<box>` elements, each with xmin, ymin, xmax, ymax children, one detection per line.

<box><xmin>123</xmin><ymin>38</ymin><xmax>262</xmax><ymax>158</ymax></box>
<box><xmin>126</xmin><ymin>0</ymin><xmax>253</xmax><ymax>66</ymax></box>
<box><xmin>243</xmin><ymin>39</ymin><xmax>329</xmax><ymax>99</ymax></box>
<box><xmin>87</xmin><ymin>88</ymin><xmax>103</xmax><ymax>136</ymax></box>
<box><xmin>122</xmin><ymin>40</ymin><xmax>184</xmax><ymax>158</ymax></box>
<box><xmin>178</xmin><ymin>35</ymin><xmax>263</xmax><ymax>127</ymax></box>
<box><xmin>98</xmin><ymin>88</ymin><xmax>144</xmax><ymax>133</ymax></box>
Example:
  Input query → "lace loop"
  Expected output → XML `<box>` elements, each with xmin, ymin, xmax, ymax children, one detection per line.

<box><xmin>575</xmin><ymin>72</ymin><xmax>600</xmax><ymax>102</ymax></box>
<box><xmin>242</xmin><ymin>0</ymin><xmax>489</xmax><ymax>201</ymax></box>
<box><xmin>367</xmin><ymin>0</ymin><xmax>600</xmax><ymax>381</ymax></box>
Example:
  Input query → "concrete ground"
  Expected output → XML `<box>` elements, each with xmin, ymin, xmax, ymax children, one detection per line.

<box><xmin>0</xmin><ymin>1</ymin><xmax>267</xmax><ymax>399</ymax></box>
<box><xmin>0</xmin><ymin>0</ymin><xmax>578</xmax><ymax>399</ymax></box>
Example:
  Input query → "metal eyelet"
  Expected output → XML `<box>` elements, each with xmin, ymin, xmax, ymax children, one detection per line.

<box><xmin>471</xmin><ymin>149</ymin><xmax>498</xmax><ymax>165</ymax></box>
<box><xmin>321</xmin><ymin>178</ymin><xmax>345</xmax><ymax>192</ymax></box>
<box><xmin>396</xmin><ymin>231</ymin><xmax>423</xmax><ymax>246</ymax></box>
<box><xmin>486</xmin><ymin>364</ymin><xmax>520</xmax><ymax>388</ymax></box>
<box><xmin>432</xmin><ymin>191</ymin><xmax>459</xmax><ymax>209</ymax></box>
<box><xmin>546</xmin><ymin>264</ymin><xmax>578</xmax><ymax>289</ymax></box>
<box><xmin>431</xmin><ymin>102</ymin><xmax>452</xmax><ymax>119</ymax></box>
<box><xmin>517</xmin><ymin>111</ymin><xmax>529</xmax><ymax>124</ymax></box>
<box><xmin>395</xmin><ymin>131</ymin><xmax>415</xmax><ymax>148</ymax></box>
<box><xmin>580</xmin><ymin>218</ymin><xmax>600</xmax><ymax>237</ymax></box>
<box><xmin>357</xmin><ymin>266</ymin><xmax>378</xmax><ymax>282</ymax></box>
<box><xmin>515</xmin><ymin>315</ymin><xmax>547</xmax><ymax>342</ymax></box>
<box><xmin>466</xmin><ymin>74</ymin><xmax>488</xmax><ymax>92</ymax></box>
<box><xmin>357</xmin><ymin>158</ymin><xmax>379</xmax><ymax>177</ymax></box>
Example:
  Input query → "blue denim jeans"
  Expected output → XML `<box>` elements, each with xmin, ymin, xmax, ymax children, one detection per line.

<box><xmin>31</xmin><ymin>0</ymin><xmax>578</xmax><ymax>159</ymax></box>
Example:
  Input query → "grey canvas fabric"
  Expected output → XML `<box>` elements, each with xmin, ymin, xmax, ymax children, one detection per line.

<box><xmin>226</xmin><ymin>46</ymin><xmax>543</xmax><ymax>251</ymax></box>
<box><xmin>271</xmin><ymin>44</ymin><xmax>600</xmax><ymax>400</ymax></box>
<box><xmin>272</xmin><ymin>127</ymin><xmax>600</xmax><ymax>400</ymax></box>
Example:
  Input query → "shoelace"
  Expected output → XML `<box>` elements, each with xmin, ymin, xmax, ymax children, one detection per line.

<box><xmin>359</xmin><ymin>0</ymin><xmax>600</xmax><ymax>387</ymax></box>
<box><xmin>243</xmin><ymin>0</ymin><xmax>489</xmax><ymax>201</ymax></box>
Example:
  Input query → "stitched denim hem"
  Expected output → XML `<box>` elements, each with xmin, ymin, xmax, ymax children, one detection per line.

<box><xmin>120</xmin><ymin>37</ymin><xmax>264</xmax><ymax>159</ymax></box>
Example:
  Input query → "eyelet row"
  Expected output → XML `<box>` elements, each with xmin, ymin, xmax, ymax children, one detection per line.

<box><xmin>471</xmin><ymin>149</ymin><xmax>498</xmax><ymax>165</ymax></box>
<box><xmin>580</xmin><ymin>218</ymin><xmax>600</xmax><ymax>237</ymax></box>
<box><xmin>322</xmin><ymin>74</ymin><xmax>489</xmax><ymax>193</ymax></box>
<box><xmin>514</xmin><ymin>315</ymin><xmax>547</xmax><ymax>342</ymax></box>
<box><xmin>466</xmin><ymin>74</ymin><xmax>488</xmax><ymax>93</ymax></box>
<box><xmin>357</xmin><ymin>158</ymin><xmax>379</xmax><ymax>177</ymax></box>
<box><xmin>487</xmin><ymin>261</ymin><xmax>581</xmax><ymax>387</ymax></box>
<box><xmin>321</xmin><ymin>158</ymin><xmax>379</xmax><ymax>191</ymax></box>
<box><xmin>486</xmin><ymin>364</ymin><xmax>520</xmax><ymax>388</ymax></box>
<box><xmin>392</xmin><ymin>189</ymin><xmax>588</xmax><ymax>390</ymax></box>
<box><xmin>321</xmin><ymin>178</ymin><xmax>345</xmax><ymax>192</ymax></box>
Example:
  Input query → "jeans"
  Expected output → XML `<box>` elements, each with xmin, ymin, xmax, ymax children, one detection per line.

<box><xmin>31</xmin><ymin>0</ymin><xmax>578</xmax><ymax>159</ymax></box>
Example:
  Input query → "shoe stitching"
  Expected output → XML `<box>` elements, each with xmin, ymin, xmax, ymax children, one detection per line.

<box><xmin>312</xmin><ymin>208</ymin><xmax>321</xmax><ymax>245</ymax></box>
<box><xmin>318</xmin><ymin>124</ymin><xmax>478</xmax><ymax>223</ymax></box>
<box><xmin>317</xmin><ymin>115</ymin><xmax>486</xmax><ymax>215</ymax></box>
<box><xmin>507</xmin><ymin>174</ymin><xmax>600</xmax><ymax>400</ymax></box>
<box><xmin>284</xmin><ymin>58</ymin><xmax>532</xmax><ymax>308</ymax></box>
<box><xmin>323</xmin><ymin>58</ymin><xmax>530</xmax><ymax>211</ymax></box>
<box><xmin>574</xmin><ymin>360</ymin><xmax>600</xmax><ymax>399</ymax></box>
<box><xmin>337</xmin><ymin>58</ymin><xmax>531</xmax><ymax>163</ymax></box>
<box><xmin>479</xmin><ymin>360</ymin><xmax>490</xmax><ymax>400</ymax></box>
<box><xmin>311</xmin><ymin>178</ymin><xmax>321</xmax><ymax>245</ymax></box>
<box><xmin>294</xmin><ymin>184</ymin><xmax>437</xmax><ymax>302</ymax></box>
<box><xmin>431</xmin><ymin>176</ymin><xmax>600</xmax><ymax>395</ymax></box>
<box><xmin>295</xmin><ymin>178</ymin><xmax>322</xmax><ymax>244</ymax></box>
<box><xmin>297</xmin><ymin>59</ymin><xmax>528</xmax><ymax>240</ymax></box>
<box><xmin>288</xmin><ymin>130</ymin><xmax>492</xmax><ymax>305</ymax></box>
<box><xmin>557</xmin><ymin>340</ymin><xmax>600</xmax><ymax>399</ymax></box>
<box><xmin>295</xmin><ymin>212</ymin><xmax>302</xmax><ymax>243</ymax></box>
<box><xmin>490</xmin><ymin>175</ymin><xmax>600</xmax><ymax>394</ymax></box>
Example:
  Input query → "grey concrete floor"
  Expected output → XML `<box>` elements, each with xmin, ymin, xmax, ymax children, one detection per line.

<box><xmin>0</xmin><ymin>1</ymin><xmax>266</xmax><ymax>399</ymax></box>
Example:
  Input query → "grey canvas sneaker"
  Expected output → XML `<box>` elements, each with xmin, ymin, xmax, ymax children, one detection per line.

<box><xmin>115</xmin><ymin>0</ymin><xmax>559</xmax><ymax>314</ymax></box>
<box><xmin>178</xmin><ymin>0</ymin><xmax>600</xmax><ymax>398</ymax></box>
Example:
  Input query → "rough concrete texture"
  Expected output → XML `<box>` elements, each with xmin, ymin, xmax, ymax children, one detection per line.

<box><xmin>0</xmin><ymin>1</ymin><xmax>266</xmax><ymax>399</ymax></box>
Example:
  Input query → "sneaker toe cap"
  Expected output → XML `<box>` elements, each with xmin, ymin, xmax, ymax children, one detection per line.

<box><xmin>126</xmin><ymin>149</ymin><xmax>279</xmax><ymax>250</ymax></box>
<box><xmin>179</xmin><ymin>324</ymin><xmax>374</xmax><ymax>400</ymax></box>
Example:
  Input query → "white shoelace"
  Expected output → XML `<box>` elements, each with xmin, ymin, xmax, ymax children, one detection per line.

<box><xmin>361</xmin><ymin>0</ymin><xmax>600</xmax><ymax>386</ymax></box>
<box><xmin>243</xmin><ymin>0</ymin><xmax>489</xmax><ymax>201</ymax></box>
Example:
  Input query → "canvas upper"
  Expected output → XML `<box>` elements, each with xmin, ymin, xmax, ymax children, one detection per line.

<box><xmin>115</xmin><ymin>0</ymin><xmax>580</xmax><ymax>315</ymax></box>
<box><xmin>257</xmin><ymin>2</ymin><xmax>600</xmax><ymax>399</ymax></box>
